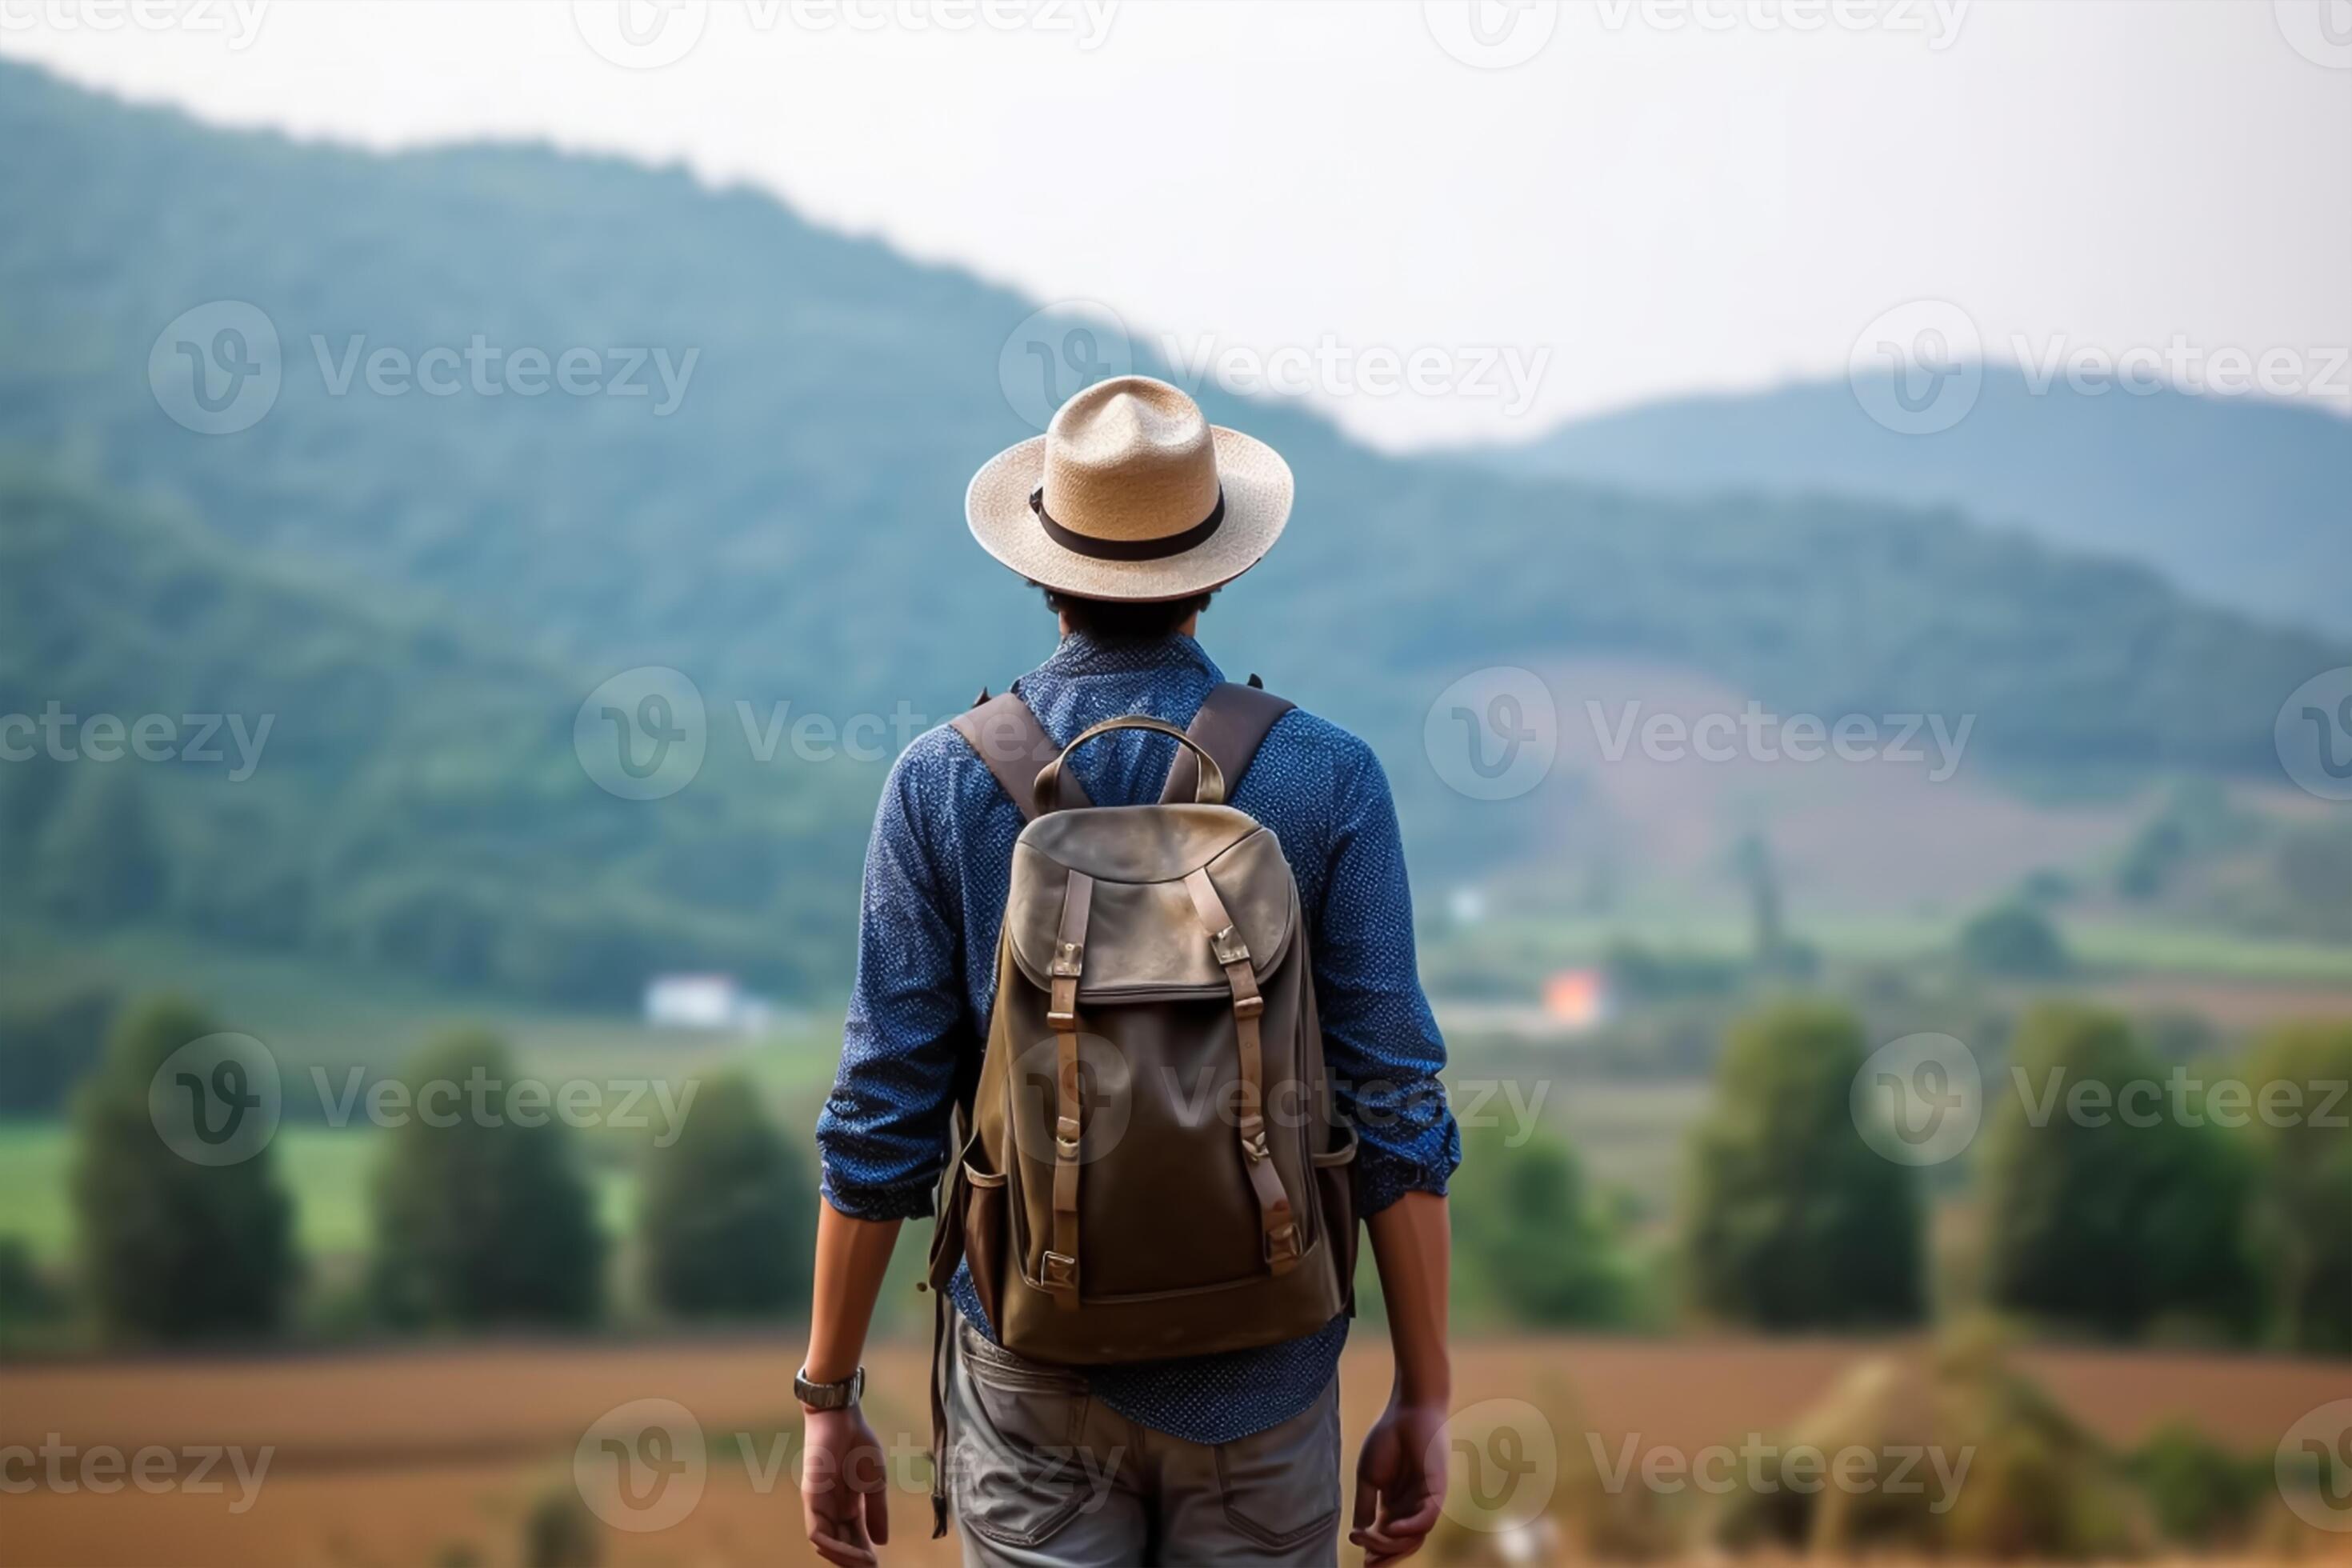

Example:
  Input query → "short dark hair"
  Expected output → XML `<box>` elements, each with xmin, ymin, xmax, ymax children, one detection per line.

<box><xmin>1038</xmin><ymin>587</ymin><xmax>1213</xmax><ymax>640</ymax></box>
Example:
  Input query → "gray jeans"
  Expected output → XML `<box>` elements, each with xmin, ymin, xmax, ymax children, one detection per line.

<box><xmin>946</xmin><ymin>1319</ymin><xmax>1342</xmax><ymax>1567</ymax></box>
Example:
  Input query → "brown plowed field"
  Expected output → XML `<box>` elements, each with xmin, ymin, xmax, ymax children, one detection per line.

<box><xmin>3</xmin><ymin>1334</ymin><xmax>2346</xmax><ymax>1566</ymax></box>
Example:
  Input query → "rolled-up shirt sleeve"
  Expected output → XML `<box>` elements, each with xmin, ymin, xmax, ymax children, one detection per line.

<box><xmin>1314</xmin><ymin>739</ymin><xmax>1462</xmax><ymax>1217</ymax></box>
<box><xmin>815</xmin><ymin>745</ymin><xmax>966</xmax><ymax>1222</ymax></box>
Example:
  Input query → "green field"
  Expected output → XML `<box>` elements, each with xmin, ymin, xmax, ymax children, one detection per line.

<box><xmin>1426</xmin><ymin>910</ymin><xmax>2352</xmax><ymax>986</ymax></box>
<box><xmin>0</xmin><ymin>1122</ymin><xmax>641</xmax><ymax>1266</ymax></box>
<box><xmin>0</xmin><ymin>923</ymin><xmax>857</xmax><ymax>1074</ymax></box>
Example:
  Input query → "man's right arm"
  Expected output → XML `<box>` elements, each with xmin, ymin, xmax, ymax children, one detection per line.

<box><xmin>804</xmin><ymin>740</ymin><xmax>970</xmax><ymax>1565</ymax></box>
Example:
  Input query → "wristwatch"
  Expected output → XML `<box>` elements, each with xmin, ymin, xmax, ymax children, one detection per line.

<box><xmin>794</xmin><ymin>1365</ymin><xmax>866</xmax><ymax>1411</ymax></box>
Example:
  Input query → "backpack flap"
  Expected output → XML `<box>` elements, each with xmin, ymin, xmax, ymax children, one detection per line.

<box><xmin>1005</xmin><ymin>813</ymin><xmax>1295</xmax><ymax>1001</ymax></box>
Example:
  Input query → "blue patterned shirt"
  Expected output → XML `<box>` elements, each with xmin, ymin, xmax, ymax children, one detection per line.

<box><xmin>816</xmin><ymin>631</ymin><xmax>1459</xmax><ymax>1442</ymax></box>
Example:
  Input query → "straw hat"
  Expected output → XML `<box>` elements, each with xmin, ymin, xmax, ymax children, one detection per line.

<box><xmin>966</xmin><ymin>375</ymin><xmax>1294</xmax><ymax>602</ymax></box>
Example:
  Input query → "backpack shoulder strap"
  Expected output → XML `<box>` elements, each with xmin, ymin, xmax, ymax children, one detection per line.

<box><xmin>1160</xmin><ymin>679</ymin><xmax>1296</xmax><ymax>806</ymax></box>
<box><xmin>950</xmin><ymin>690</ymin><xmax>1086</xmax><ymax>822</ymax></box>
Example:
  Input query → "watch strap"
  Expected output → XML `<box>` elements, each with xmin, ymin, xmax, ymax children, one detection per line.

<box><xmin>795</xmin><ymin>1365</ymin><xmax>865</xmax><ymax>1410</ymax></box>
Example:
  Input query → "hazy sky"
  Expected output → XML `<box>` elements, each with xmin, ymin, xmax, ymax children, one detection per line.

<box><xmin>6</xmin><ymin>0</ymin><xmax>2347</xmax><ymax>449</ymax></box>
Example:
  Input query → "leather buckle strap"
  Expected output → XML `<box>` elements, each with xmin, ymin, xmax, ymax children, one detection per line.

<box><xmin>1045</xmin><ymin>872</ymin><xmax>1094</xmax><ymax>1308</ymax></box>
<box><xmin>1181</xmin><ymin>867</ymin><xmax>1299</xmax><ymax>1278</ymax></box>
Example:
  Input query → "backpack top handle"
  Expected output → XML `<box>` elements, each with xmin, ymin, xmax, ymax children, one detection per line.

<box><xmin>1033</xmin><ymin>716</ymin><xmax>1227</xmax><ymax>816</ymax></box>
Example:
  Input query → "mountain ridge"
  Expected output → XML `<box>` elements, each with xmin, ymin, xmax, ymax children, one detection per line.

<box><xmin>1471</xmin><ymin>368</ymin><xmax>2352</xmax><ymax>637</ymax></box>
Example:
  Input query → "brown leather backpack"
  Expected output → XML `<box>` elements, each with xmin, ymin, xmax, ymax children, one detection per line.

<box><xmin>926</xmin><ymin>682</ymin><xmax>1359</xmax><ymax>1528</ymax></box>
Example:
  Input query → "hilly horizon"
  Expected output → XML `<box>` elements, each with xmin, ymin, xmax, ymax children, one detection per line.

<box><xmin>1473</xmin><ymin>369</ymin><xmax>2352</xmax><ymax>638</ymax></box>
<box><xmin>2</xmin><ymin>58</ymin><xmax>2345</xmax><ymax>1006</ymax></box>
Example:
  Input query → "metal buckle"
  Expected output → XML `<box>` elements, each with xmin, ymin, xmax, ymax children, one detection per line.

<box><xmin>1045</xmin><ymin>1008</ymin><xmax>1078</xmax><ymax>1030</ymax></box>
<box><xmin>1210</xmin><ymin>924</ymin><xmax>1250</xmax><ymax>966</ymax></box>
<box><xmin>1264</xmin><ymin>1222</ymin><xmax>1301</xmax><ymax>1263</ymax></box>
<box><xmin>1050</xmin><ymin>940</ymin><xmax>1084</xmax><ymax>979</ymax></box>
<box><xmin>1056</xmin><ymin>1114</ymin><xmax>1082</xmax><ymax>1158</ymax></box>
<box><xmin>1242</xmin><ymin>1130</ymin><xmax>1270</xmax><ymax>1163</ymax></box>
<box><xmin>1042</xmin><ymin>1250</ymin><xmax>1078</xmax><ymax>1286</ymax></box>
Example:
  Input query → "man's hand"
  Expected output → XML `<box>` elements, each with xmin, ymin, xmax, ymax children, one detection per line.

<box><xmin>1350</xmin><ymin>1393</ymin><xmax>1447</xmax><ymax>1565</ymax></box>
<box><xmin>1357</xmin><ymin>1190</ymin><xmax>1452</xmax><ymax>1564</ymax></box>
<box><xmin>801</xmin><ymin>1405</ymin><xmax>890</xmax><ymax>1567</ymax></box>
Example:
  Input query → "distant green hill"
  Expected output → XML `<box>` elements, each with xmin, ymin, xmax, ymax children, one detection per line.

<box><xmin>0</xmin><ymin>62</ymin><xmax>2343</xmax><ymax>1005</ymax></box>
<box><xmin>1472</xmin><ymin>370</ymin><xmax>2352</xmax><ymax>637</ymax></box>
<box><xmin>0</xmin><ymin>462</ymin><xmax>866</xmax><ymax>1005</ymax></box>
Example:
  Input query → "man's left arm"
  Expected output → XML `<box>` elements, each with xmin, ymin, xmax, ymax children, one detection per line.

<box><xmin>1310</xmin><ymin>738</ymin><xmax>1462</xmax><ymax>1563</ymax></box>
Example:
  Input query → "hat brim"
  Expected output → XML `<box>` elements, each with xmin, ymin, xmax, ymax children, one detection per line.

<box><xmin>966</xmin><ymin>426</ymin><xmax>1293</xmax><ymax>602</ymax></box>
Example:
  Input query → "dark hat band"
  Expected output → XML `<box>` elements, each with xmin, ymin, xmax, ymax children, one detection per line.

<box><xmin>1030</xmin><ymin>486</ymin><xmax>1226</xmax><ymax>562</ymax></box>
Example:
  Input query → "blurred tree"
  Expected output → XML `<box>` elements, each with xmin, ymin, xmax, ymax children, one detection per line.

<box><xmin>522</xmin><ymin>1482</ymin><xmax>601</xmax><ymax>1567</ymax></box>
<box><xmin>0</xmin><ymin>1234</ymin><xmax>62</xmax><ymax>1352</ymax></box>
<box><xmin>638</xmin><ymin>1071</ymin><xmax>814</xmax><ymax>1318</ymax></box>
<box><xmin>0</xmin><ymin>982</ymin><xmax>117</xmax><ymax>1117</ymax></box>
<box><xmin>2114</xmin><ymin>818</ymin><xmax>2188</xmax><ymax>902</ymax></box>
<box><xmin>69</xmin><ymin>996</ymin><xmax>296</xmax><ymax>1342</ymax></box>
<box><xmin>2244</xmin><ymin>1022</ymin><xmax>2352</xmax><ymax>1353</ymax></box>
<box><xmin>1982</xmin><ymin>1003</ymin><xmax>2260</xmax><ymax>1340</ymax></box>
<box><xmin>1450</xmin><ymin>1120</ymin><xmax>1638</xmax><ymax>1328</ymax></box>
<box><xmin>2272</xmin><ymin>826</ymin><xmax>2352</xmax><ymax>943</ymax></box>
<box><xmin>368</xmin><ymin>1029</ymin><xmax>605</xmax><ymax>1329</ymax></box>
<box><xmin>1681</xmin><ymin>1000</ymin><xmax>1923</xmax><ymax>1328</ymax></box>
<box><xmin>2128</xmin><ymin>1421</ymin><xmax>2266</xmax><ymax>1548</ymax></box>
<box><xmin>1732</xmin><ymin>830</ymin><xmax>1786</xmax><ymax>967</ymax></box>
<box><xmin>1958</xmin><ymin>902</ymin><xmax>2070</xmax><ymax>978</ymax></box>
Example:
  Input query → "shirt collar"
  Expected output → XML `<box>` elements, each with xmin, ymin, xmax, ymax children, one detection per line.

<box><xmin>1032</xmin><ymin>631</ymin><xmax>1224</xmax><ymax>685</ymax></box>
